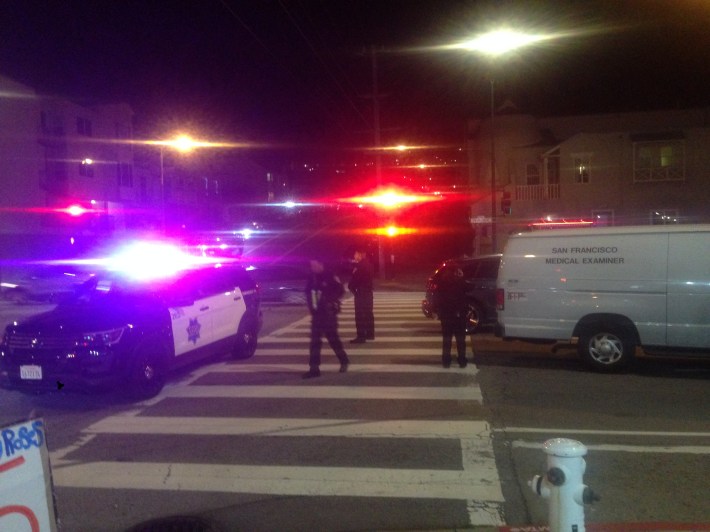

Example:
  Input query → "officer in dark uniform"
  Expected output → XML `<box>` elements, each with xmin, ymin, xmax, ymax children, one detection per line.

<box><xmin>303</xmin><ymin>258</ymin><xmax>350</xmax><ymax>378</ymax></box>
<box><xmin>348</xmin><ymin>249</ymin><xmax>375</xmax><ymax>343</ymax></box>
<box><xmin>434</xmin><ymin>266</ymin><xmax>469</xmax><ymax>368</ymax></box>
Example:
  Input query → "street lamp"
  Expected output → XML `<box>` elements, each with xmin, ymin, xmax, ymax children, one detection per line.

<box><xmin>454</xmin><ymin>30</ymin><xmax>548</xmax><ymax>253</ymax></box>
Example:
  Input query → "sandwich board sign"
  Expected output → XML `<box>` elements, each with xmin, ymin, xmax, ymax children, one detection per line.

<box><xmin>0</xmin><ymin>418</ymin><xmax>58</xmax><ymax>531</ymax></box>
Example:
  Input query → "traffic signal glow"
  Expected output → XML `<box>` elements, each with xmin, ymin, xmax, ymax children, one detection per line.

<box><xmin>340</xmin><ymin>187</ymin><xmax>441</xmax><ymax>210</ymax></box>
<box><xmin>365</xmin><ymin>225</ymin><xmax>417</xmax><ymax>237</ymax></box>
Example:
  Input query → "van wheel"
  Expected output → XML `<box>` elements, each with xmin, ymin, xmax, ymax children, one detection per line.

<box><xmin>465</xmin><ymin>302</ymin><xmax>483</xmax><ymax>334</ymax></box>
<box><xmin>233</xmin><ymin>323</ymin><xmax>258</xmax><ymax>359</ymax></box>
<box><xmin>129</xmin><ymin>341</ymin><xmax>168</xmax><ymax>398</ymax></box>
<box><xmin>578</xmin><ymin>328</ymin><xmax>634</xmax><ymax>371</ymax></box>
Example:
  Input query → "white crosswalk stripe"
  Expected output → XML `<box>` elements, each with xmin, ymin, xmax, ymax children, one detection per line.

<box><xmin>49</xmin><ymin>292</ymin><xmax>506</xmax><ymax>528</ymax></box>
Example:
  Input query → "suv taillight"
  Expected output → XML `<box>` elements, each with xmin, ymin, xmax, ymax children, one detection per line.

<box><xmin>496</xmin><ymin>288</ymin><xmax>504</xmax><ymax>311</ymax></box>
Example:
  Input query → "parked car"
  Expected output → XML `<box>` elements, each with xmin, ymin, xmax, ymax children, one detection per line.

<box><xmin>247</xmin><ymin>263</ymin><xmax>308</xmax><ymax>305</ymax></box>
<box><xmin>0</xmin><ymin>264</ymin><xmax>95</xmax><ymax>304</ymax></box>
<box><xmin>422</xmin><ymin>254</ymin><xmax>501</xmax><ymax>334</ymax></box>
<box><xmin>1</xmin><ymin>262</ymin><xmax>262</xmax><ymax>397</ymax></box>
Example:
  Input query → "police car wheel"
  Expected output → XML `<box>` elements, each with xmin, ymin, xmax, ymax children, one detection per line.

<box><xmin>129</xmin><ymin>341</ymin><xmax>169</xmax><ymax>398</ymax></box>
<box><xmin>578</xmin><ymin>327</ymin><xmax>634</xmax><ymax>372</ymax></box>
<box><xmin>233</xmin><ymin>325</ymin><xmax>258</xmax><ymax>359</ymax></box>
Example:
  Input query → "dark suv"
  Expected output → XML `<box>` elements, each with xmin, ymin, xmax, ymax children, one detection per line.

<box><xmin>421</xmin><ymin>254</ymin><xmax>501</xmax><ymax>334</ymax></box>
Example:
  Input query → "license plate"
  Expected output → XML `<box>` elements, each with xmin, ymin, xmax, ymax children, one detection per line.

<box><xmin>20</xmin><ymin>365</ymin><xmax>43</xmax><ymax>380</ymax></box>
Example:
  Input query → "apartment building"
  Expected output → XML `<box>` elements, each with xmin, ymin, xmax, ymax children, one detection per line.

<box><xmin>0</xmin><ymin>74</ymin><xmax>135</xmax><ymax>241</ymax></box>
<box><xmin>467</xmin><ymin>107</ymin><xmax>710</xmax><ymax>254</ymax></box>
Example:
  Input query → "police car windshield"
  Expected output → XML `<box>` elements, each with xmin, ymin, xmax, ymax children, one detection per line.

<box><xmin>60</xmin><ymin>273</ymin><xmax>171</xmax><ymax>307</ymax></box>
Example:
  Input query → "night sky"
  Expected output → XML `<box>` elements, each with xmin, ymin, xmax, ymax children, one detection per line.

<box><xmin>2</xmin><ymin>0</ymin><xmax>710</xmax><ymax>150</ymax></box>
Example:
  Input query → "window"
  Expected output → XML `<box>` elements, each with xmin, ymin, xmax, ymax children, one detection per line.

<box><xmin>79</xmin><ymin>160</ymin><xmax>94</xmax><ymax>177</ymax></box>
<box><xmin>572</xmin><ymin>155</ymin><xmax>591</xmax><ymax>184</ymax></box>
<box><xmin>650</xmin><ymin>209</ymin><xmax>679</xmax><ymax>225</ymax></box>
<box><xmin>545</xmin><ymin>156</ymin><xmax>560</xmax><ymax>184</ymax></box>
<box><xmin>117</xmin><ymin>162</ymin><xmax>133</xmax><ymax>187</ymax></box>
<box><xmin>77</xmin><ymin>117</ymin><xmax>92</xmax><ymax>136</ymax></box>
<box><xmin>476</xmin><ymin>258</ymin><xmax>500</xmax><ymax>279</ymax></box>
<box><xmin>525</xmin><ymin>164</ymin><xmax>540</xmax><ymax>185</ymax></box>
<box><xmin>633</xmin><ymin>141</ymin><xmax>685</xmax><ymax>182</ymax></box>
<box><xmin>592</xmin><ymin>210</ymin><xmax>614</xmax><ymax>226</ymax></box>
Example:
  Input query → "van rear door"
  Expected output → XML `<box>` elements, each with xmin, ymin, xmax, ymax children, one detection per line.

<box><xmin>667</xmin><ymin>231</ymin><xmax>710</xmax><ymax>348</ymax></box>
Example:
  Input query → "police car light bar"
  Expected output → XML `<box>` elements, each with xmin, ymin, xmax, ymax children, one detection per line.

<box><xmin>105</xmin><ymin>241</ymin><xmax>217</xmax><ymax>281</ymax></box>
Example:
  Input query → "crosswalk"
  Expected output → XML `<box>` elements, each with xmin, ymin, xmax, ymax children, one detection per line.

<box><xmin>49</xmin><ymin>292</ymin><xmax>506</xmax><ymax>529</ymax></box>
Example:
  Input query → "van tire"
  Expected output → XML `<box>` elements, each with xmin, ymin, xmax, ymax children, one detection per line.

<box><xmin>129</xmin><ymin>339</ymin><xmax>169</xmax><ymax>398</ymax></box>
<box><xmin>578</xmin><ymin>327</ymin><xmax>634</xmax><ymax>371</ymax></box>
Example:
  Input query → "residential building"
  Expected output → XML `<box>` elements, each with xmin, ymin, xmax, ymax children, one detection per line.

<box><xmin>0</xmin><ymin>75</ymin><xmax>274</xmax><ymax>260</ymax></box>
<box><xmin>1</xmin><ymin>74</ymin><xmax>135</xmax><ymax>244</ymax></box>
<box><xmin>467</xmin><ymin>107</ymin><xmax>710</xmax><ymax>254</ymax></box>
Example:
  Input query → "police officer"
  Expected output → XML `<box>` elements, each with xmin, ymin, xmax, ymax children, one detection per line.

<box><xmin>348</xmin><ymin>249</ymin><xmax>375</xmax><ymax>343</ymax></box>
<box><xmin>434</xmin><ymin>266</ymin><xmax>468</xmax><ymax>368</ymax></box>
<box><xmin>303</xmin><ymin>258</ymin><xmax>350</xmax><ymax>378</ymax></box>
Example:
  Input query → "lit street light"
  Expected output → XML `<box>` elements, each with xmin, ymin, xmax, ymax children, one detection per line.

<box><xmin>452</xmin><ymin>29</ymin><xmax>550</xmax><ymax>252</ymax></box>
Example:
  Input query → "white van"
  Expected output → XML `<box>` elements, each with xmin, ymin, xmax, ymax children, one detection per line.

<box><xmin>496</xmin><ymin>224</ymin><xmax>710</xmax><ymax>370</ymax></box>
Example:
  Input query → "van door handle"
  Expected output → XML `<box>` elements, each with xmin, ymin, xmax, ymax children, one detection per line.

<box><xmin>233</xmin><ymin>296</ymin><xmax>242</xmax><ymax>301</ymax></box>
<box><xmin>200</xmin><ymin>306</ymin><xmax>210</xmax><ymax>311</ymax></box>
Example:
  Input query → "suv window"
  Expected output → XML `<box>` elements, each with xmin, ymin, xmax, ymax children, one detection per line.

<box><xmin>476</xmin><ymin>259</ymin><xmax>499</xmax><ymax>279</ymax></box>
<box><xmin>171</xmin><ymin>266</ymin><xmax>249</xmax><ymax>300</ymax></box>
<box><xmin>461</xmin><ymin>263</ymin><xmax>479</xmax><ymax>278</ymax></box>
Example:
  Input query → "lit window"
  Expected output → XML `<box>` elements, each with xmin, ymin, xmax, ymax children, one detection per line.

<box><xmin>633</xmin><ymin>140</ymin><xmax>685</xmax><ymax>182</ymax></box>
<box><xmin>572</xmin><ymin>155</ymin><xmax>590</xmax><ymax>184</ymax></box>
<box><xmin>592</xmin><ymin>209</ymin><xmax>614</xmax><ymax>226</ymax></box>
<box><xmin>650</xmin><ymin>209</ymin><xmax>679</xmax><ymax>225</ymax></box>
<box><xmin>79</xmin><ymin>159</ymin><xmax>94</xmax><ymax>177</ymax></box>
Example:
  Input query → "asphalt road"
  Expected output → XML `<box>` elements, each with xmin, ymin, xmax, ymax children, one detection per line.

<box><xmin>1</xmin><ymin>295</ymin><xmax>708</xmax><ymax>531</ymax></box>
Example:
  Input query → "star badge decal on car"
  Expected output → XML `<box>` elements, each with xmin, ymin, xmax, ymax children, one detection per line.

<box><xmin>187</xmin><ymin>318</ymin><xmax>201</xmax><ymax>344</ymax></box>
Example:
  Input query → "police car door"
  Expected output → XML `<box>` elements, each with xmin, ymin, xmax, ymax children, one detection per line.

<box><xmin>208</xmin><ymin>267</ymin><xmax>247</xmax><ymax>344</ymax></box>
<box><xmin>168</xmin><ymin>270</ymin><xmax>214</xmax><ymax>357</ymax></box>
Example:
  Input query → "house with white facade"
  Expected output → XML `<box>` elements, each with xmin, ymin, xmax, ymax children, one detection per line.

<box><xmin>467</xmin><ymin>107</ymin><xmax>710</xmax><ymax>254</ymax></box>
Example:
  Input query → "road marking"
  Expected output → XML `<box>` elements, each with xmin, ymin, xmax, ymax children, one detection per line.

<box><xmin>512</xmin><ymin>440</ymin><xmax>710</xmax><ymax>454</ymax></box>
<box><xmin>255</xmin><ymin>347</ymin><xmax>446</xmax><ymax>356</ymax></box>
<box><xmin>496</xmin><ymin>427</ymin><xmax>710</xmax><ymax>438</ymax></box>
<box><xmin>259</xmin><ymin>327</ymin><xmax>441</xmax><ymax>338</ymax></box>
<box><xmin>185</xmin><ymin>362</ymin><xmax>478</xmax><ymax>375</ymax></box>
<box><xmin>157</xmin><ymin>384</ymin><xmax>482</xmax><ymax>401</ymax></box>
<box><xmin>44</xmin><ymin>291</ymin><xmax>506</xmax><ymax>527</ymax></box>
<box><xmin>51</xmin><ymin>462</ymin><xmax>504</xmax><ymax>502</ymax></box>
<box><xmin>81</xmin><ymin>416</ymin><xmax>492</xmax><ymax>439</ymax></box>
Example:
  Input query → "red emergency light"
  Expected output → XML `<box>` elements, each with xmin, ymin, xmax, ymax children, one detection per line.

<box><xmin>339</xmin><ymin>187</ymin><xmax>441</xmax><ymax>211</ymax></box>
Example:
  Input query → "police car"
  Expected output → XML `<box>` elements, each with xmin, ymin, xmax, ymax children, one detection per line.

<box><xmin>0</xmin><ymin>248</ymin><xmax>262</xmax><ymax>398</ymax></box>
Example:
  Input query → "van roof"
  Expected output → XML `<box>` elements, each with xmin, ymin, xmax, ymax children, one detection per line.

<box><xmin>510</xmin><ymin>224</ymin><xmax>710</xmax><ymax>239</ymax></box>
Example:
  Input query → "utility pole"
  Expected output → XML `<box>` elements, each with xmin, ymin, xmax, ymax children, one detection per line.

<box><xmin>370</xmin><ymin>46</ymin><xmax>387</xmax><ymax>278</ymax></box>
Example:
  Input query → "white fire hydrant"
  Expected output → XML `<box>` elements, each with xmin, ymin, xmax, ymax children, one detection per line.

<box><xmin>529</xmin><ymin>438</ymin><xmax>599</xmax><ymax>532</ymax></box>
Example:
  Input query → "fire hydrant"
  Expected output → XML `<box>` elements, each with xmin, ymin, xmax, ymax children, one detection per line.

<box><xmin>529</xmin><ymin>438</ymin><xmax>599</xmax><ymax>532</ymax></box>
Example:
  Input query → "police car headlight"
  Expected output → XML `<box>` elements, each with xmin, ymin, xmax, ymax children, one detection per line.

<box><xmin>82</xmin><ymin>327</ymin><xmax>127</xmax><ymax>347</ymax></box>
